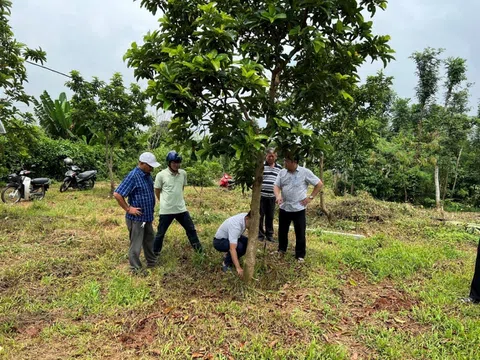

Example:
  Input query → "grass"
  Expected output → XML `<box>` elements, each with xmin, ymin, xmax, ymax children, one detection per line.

<box><xmin>1</xmin><ymin>183</ymin><xmax>480</xmax><ymax>359</ymax></box>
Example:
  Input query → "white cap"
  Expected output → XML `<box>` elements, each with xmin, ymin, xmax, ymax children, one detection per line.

<box><xmin>139</xmin><ymin>152</ymin><xmax>160</xmax><ymax>168</ymax></box>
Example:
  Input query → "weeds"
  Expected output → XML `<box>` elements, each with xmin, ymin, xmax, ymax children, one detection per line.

<box><xmin>0</xmin><ymin>183</ymin><xmax>479</xmax><ymax>359</ymax></box>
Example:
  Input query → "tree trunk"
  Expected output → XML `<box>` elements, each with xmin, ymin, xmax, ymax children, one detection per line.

<box><xmin>451</xmin><ymin>147</ymin><xmax>463</xmax><ymax>195</ymax></box>
<box><xmin>333</xmin><ymin>171</ymin><xmax>339</xmax><ymax>196</ymax></box>
<box><xmin>404</xmin><ymin>185</ymin><xmax>408</xmax><ymax>203</ymax></box>
<box><xmin>243</xmin><ymin>151</ymin><xmax>264</xmax><ymax>284</ymax></box>
<box><xmin>415</xmin><ymin>107</ymin><xmax>425</xmax><ymax>159</ymax></box>
<box><xmin>318</xmin><ymin>152</ymin><xmax>332</xmax><ymax>224</ymax></box>
<box><xmin>442</xmin><ymin>167</ymin><xmax>449</xmax><ymax>202</ymax></box>
<box><xmin>434</xmin><ymin>159</ymin><xmax>441</xmax><ymax>210</ymax></box>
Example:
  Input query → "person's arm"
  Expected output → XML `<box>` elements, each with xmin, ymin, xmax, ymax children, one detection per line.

<box><xmin>229</xmin><ymin>243</ymin><xmax>243</xmax><ymax>277</ymax></box>
<box><xmin>154</xmin><ymin>172</ymin><xmax>163</xmax><ymax>201</ymax></box>
<box><xmin>300</xmin><ymin>181</ymin><xmax>323</xmax><ymax>206</ymax></box>
<box><xmin>113</xmin><ymin>192</ymin><xmax>142</xmax><ymax>216</ymax></box>
<box><xmin>274</xmin><ymin>184</ymin><xmax>283</xmax><ymax>205</ymax></box>
<box><xmin>183</xmin><ymin>170</ymin><xmax>187</xmax><ymax>191</ymax></box>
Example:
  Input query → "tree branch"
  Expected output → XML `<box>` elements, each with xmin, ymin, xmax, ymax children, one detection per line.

<box><xmin>235</xmin><ymin>95</ymin><xmax>252</xmax><ymax>123</ymax></box>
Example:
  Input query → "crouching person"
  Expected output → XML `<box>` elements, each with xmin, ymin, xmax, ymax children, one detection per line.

<box><xmin>213</xmin><ymin>212</ymin><xmax>251</xmax><ymax>277</ymax></box>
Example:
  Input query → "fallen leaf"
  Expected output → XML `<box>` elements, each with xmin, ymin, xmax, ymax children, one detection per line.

<box><xmin>192</xmin><ymin>353</ymin><xmax>204</xmax><ymax>358</ymax></box>
<box><xmin>163</xmin><ymin>306</ymin><xmax>175</xmax><ymax>314</ymax></box>
<box><xmin>322</xmin><ymin>333</ymin><xmax>330</xmax><ymax>343</ymax></box>
<box><xmin>269</xmin><ymin>340</ymin><xmax>278</xmax><ymax>348</ymax></box>
<box><xmin>351</xmin><ymin>352</ymin><xmax>358</xmax><ymax>360</ymax></box>
<box><xmin>393</xmin><ymin>318</ymin><xmax>406</xmax><ymax>324</ymax></box>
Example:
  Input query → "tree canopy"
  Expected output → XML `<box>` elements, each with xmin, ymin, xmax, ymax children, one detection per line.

<box><xmin>126</xmin><ymin>0</ymin><xmax>394</xmax><ymax>281</ymax></box>
<box><xmin>65</xmin><ymin>71</ymin><xmax>154</xmax><ymax>192</ymax></box>
<box><xmin>0</xmin><ymin>0</ymin><xmax>46</xmax><ymax>123</ymax></box>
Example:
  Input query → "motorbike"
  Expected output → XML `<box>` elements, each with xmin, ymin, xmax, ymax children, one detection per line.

<box><xmin>219</xmin><ymin>173</ymin><xmax>236</xmax><ymax>190</ymax></box>
<box><xmin>59</xmin><ymin>158</ymin><xmax>97</xmax><ymax>192</ymax></box>
<box><xmin>1</xmin><ymin>168</ymin><xmax>51</xmax><ymax>204</ymax></box>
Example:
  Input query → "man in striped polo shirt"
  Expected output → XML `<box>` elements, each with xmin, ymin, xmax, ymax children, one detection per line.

<box><xmin>259</xmin><ymin>148</ymin><xmax>282</xmax><ymax>242</ymax></box>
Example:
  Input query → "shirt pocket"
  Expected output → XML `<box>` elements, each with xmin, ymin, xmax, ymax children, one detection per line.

<box><xmin>282</xmin><ymin>178</ymin><xmax>292</xmax><ymax>187</ymax></box>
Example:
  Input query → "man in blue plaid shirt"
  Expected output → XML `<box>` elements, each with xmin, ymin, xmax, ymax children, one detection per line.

<box><xmin>113</xmin><ymin>152</ymin><xmax>160</xmax><ymax>272</ymax></box>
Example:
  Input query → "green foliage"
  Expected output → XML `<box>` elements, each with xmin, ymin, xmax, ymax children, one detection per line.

<box><xmin>0</xmin><ymin>0</ymin><xmax>47</xmax><ymax>123</ymax></box>
<box><xmin>106</xmin><ymin>274</ymin><xmax>151</xmax><ymax>307</ymax></box>
<box><xmin>0</xmin><ymin>119</ymin><xmax>40</xmax><ymax>178</ymax></box>
<box><xmin>28</xmin><ymin>136</ymin><xmax>106</xmax><ymax>180</ymax></box>
<box><xmin>410</xmin><ymin>47</ymin><xmax>443</xmax><ymax>111</ymax></box>
<box><xmin>34</xmin><ymin>91</ymin><xmax>94</xmax><ymax>143</ymax></box>
<box><xmin>65</xmin><ymin>72</ymin><xmax>154</xmax><ymax>191</ymax></box>
<box><xmin>147</xmin><ymin>119</ymin><xmax>172</xmax><ymax>150</ymax></box>
<box><xmin>184</xmin><ymin>161</ymin><xmax>223</xmax><ymax>187</ymax></box>
<box><xmin>126</xmin><ymin>0</ymin><xmax>394</xmax><ymax>189</ymax></box>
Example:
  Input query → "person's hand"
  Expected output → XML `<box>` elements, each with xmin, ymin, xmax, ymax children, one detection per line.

<box><xmin>236</xmin><ymin>267</ymin><xmax>244</xmax><ymax>278</ymax></box>
<box><xmin>127</xmin><ymin>206</ymin><xmax>142</xmax><ymax>216</ymax></box>
<box><xmin>300</xmin><ymin>197</ymin><xmax>312</xmax><ymax>206</ymax></box>
<box><xmin>276</xmin><ymin>197</ymin><xmax>283</xmax><ymax>205</ymax></box>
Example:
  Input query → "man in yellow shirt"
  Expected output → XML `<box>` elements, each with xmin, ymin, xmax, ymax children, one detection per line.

<box><xmin>153</xmin><ymin>151</ymin><xmax>203</xmax><ymax>259</ymax></box>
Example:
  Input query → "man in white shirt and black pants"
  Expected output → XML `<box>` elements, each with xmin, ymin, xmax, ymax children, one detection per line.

<box><xmin>213</xmin><ymin>212</ymin><xmax>251</xmax><ymax>277</ymax></box>
<box><xmin>274</xmin><ymin>152</ymin><xmax>323</xmax><ymax>262</ymax></box>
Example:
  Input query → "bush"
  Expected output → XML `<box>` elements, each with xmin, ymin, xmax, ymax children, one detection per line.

<box><xmin>185</xmin><ymin>160</ymin><xmax>223</xmax><ymax>187</ymax></box>
<box><xmin>28</xmin><ymin>137</ymin><xmax>106</xmax><ymax>180</ymax></box>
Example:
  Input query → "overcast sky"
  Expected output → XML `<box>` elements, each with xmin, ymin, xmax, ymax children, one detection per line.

<box><xmin>11</xmin><ymin>0</ymin><xmax>480</xmax><ymax>115</ymax></box>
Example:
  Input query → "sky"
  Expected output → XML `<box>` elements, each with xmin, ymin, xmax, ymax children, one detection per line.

<box><xmin>10</xmin><ymin>0</ymin><xmax>480</xmax><ymax>115</ymax></box>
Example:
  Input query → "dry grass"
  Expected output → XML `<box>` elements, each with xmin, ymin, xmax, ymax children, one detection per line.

<box><xmin>1</xmin><ymin>182</ymin><xmax>480</xmax><ymax>359</ymax></box>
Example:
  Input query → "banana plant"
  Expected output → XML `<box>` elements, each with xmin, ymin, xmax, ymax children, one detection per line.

<box><xmin>34</xmin><ymin>91</ymin><xmax>93</xmax><ymax>143</ymax></box>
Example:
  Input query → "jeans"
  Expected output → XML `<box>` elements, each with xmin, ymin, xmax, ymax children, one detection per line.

<box><xmin>278</xmin><ymin>209</ymin><xmax>306</xmax><ymax>259</ymax></box>
<box><xmin>259</xmin><ymin>196</ymin><xmax>276</xmax><ymax>239</ymax></box>
<box><xmin>126</xmin><ymin>219</ymin><xmax>156</xmax><ymax>271</ymax></box>
<box><xmin>213</xmin><ymin>235</ymin><xmax>248</xmax><ymax>267</ymax></box>
<box><xmin>470</xmin><ymin>238</ymin><xmax>480</xmax><ymax>301</ymax></box>
<box><xmin>153</xmin><ymin>212</ymin><xmax>203</xmax><ymax>255</ymax></box>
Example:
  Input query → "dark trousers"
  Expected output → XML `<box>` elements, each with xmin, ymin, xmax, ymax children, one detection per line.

<box><xmin>470</xmin><ymin>239</ymin><xmax>480</xmax><ymax>300</ymax></box>
<box><xmin>153</xmin><ymin>212</ymin><xmax>203</xmax><ymax>255</ymax></box>
<box><xmin>126</xmin><ymin>219</ymin><xmax>156</xmax><ymax>271</ymax></box>
<box><xmin>259</xmin><ymin>196</ymin><xmax>276</xmax><ymax>239</ymax></box>
<box><xmin>278</xmin><ymin>209</ymin><xmax>306</xmax><ymax>259</ymax></box>
<box><xmin>213</xmin><ymin>235</ymin><xmax>248</xmax><ymax>266</ymax></box>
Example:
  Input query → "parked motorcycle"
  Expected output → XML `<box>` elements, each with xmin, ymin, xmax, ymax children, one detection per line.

<box><xmin>219</xmin><ymin>173</ymin><xmax>236</xmax><ymax>190</ymax></box>
<box><xmin>1</xmin><ymin>168</ymin><xmax>51</xmax><ymax>204</ymax></box>
<box><xmin>59</xmin><ymin>158</ymin><xmax>97</xmax><ymax>192</ymax></box>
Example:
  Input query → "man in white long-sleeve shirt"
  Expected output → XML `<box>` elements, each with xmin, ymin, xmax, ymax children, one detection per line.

<box><xmin>213</xmin><ymin>212</ymin><xmax>251</xmax><ymax>277</ymax></box>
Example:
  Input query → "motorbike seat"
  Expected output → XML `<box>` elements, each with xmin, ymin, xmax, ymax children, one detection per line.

<box><xmin>31</xmin><ymin>178</ymin><xmax>50</xmax><ymax>185</ymax></box>
<box><xmin>78</xmin><ymin>170</ymin><xmax>97</xmax><ymax>180</ymax></box>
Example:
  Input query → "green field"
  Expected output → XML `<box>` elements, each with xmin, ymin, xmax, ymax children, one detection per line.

<box><xmin>1</xmin><ymin>183</ymin><xmax>480</xmax><ymax>359</ymax></box>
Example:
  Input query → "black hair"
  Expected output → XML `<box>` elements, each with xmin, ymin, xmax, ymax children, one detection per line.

<box><xmin>285</xmin><ymin>151</ymin><xmax>300</xmax><ymax>163</ymax></box>
<box><xmin>246</xmin><ymin>211</ymin><xmax>251</xmax><ymax>217</ymax></box>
